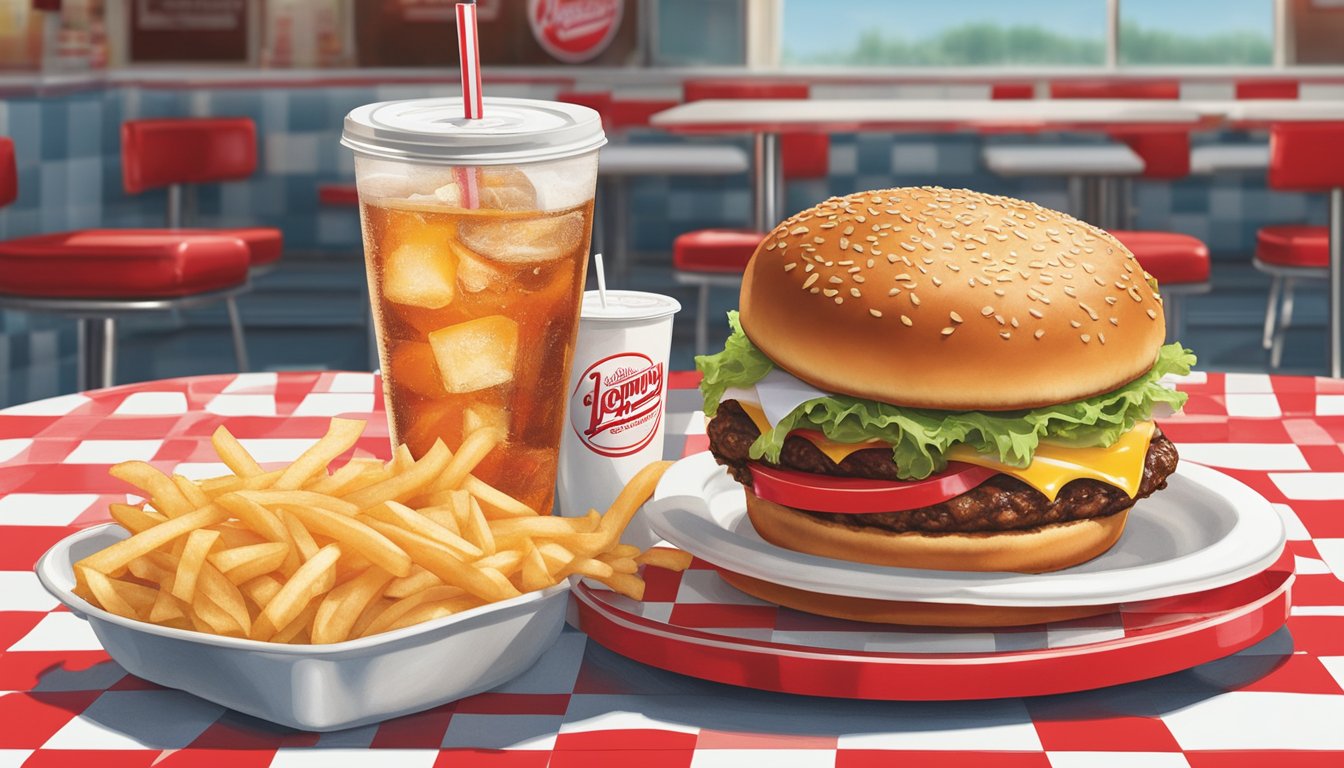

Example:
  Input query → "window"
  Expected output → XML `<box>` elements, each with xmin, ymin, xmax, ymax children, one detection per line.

<box><xmin>780</xmin><ymin>0</ymin><xmax>1107</xmax><ymax>67</ymax></box>
<box><xmin>1119</xmin><ymin>0</ymin><xmax>1272</xmax><ymax>65</ymax></box>
<box><xmin>654</xmin><ymin>0</ymin><xmax>746</xmax><ymax>66</ymax></box>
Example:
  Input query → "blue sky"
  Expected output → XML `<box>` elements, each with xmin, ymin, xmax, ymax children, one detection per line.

<box><xmin>781</xmin><ymin>0</ymin><xmax>1273</xmax><ymax>58</ymax></box>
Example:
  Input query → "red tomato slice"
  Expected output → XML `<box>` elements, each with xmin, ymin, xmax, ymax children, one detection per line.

<box><xmin>748</xmin><ymin>461</ymin><xmax>997</xmax><ymax>514</ymax></box>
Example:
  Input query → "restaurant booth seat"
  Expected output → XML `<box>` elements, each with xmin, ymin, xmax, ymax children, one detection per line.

<box><xmin>673</xmin><ymin>80</ymin><xmax>831</xmax><ymax>355</ymax></box>
<box><xmin>0</xmin><ymin>136</ymin><xmax>252</xmax><ymax>390</ymax></box>
<box><xmin>1256</xmin><ymin>122</ymin><xmax>1344</xmax><ymax>369</ymax></box>
<box><xmin>122</xmin><ymin>118</ymin><xmax>284</xmax><ymax>372</ymax></box>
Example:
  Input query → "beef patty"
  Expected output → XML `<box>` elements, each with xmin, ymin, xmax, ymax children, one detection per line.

<box><xmin>706</xmin><ymin>399</ymin><xmax>1180</xmax><ymax>535</ymax></box>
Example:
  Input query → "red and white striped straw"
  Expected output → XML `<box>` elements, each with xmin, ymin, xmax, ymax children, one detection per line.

<box><xmin>455</xmin><ymin>1</ymin><xmax>482</xmax><ymax>208</ymax></box>
<box><xmin>456</xmin><ymin>1</ymin><xmax>483</xmax><ymax>119</ymax></box>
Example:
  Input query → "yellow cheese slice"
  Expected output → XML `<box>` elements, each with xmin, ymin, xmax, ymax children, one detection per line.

<box><xmin>946</xmin><ymin>421</ymin><xmax>1155</xmax><ymax>501</ymax></box>
<box><xmin>734</xmin><ymin>399</ymin><xmax>1155</xmax><ymax>501</ymax></box>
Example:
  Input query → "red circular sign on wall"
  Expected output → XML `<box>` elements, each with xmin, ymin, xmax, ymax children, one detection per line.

<box><xmin>570</xmin><ymin>352</ymin><xmax>665</xmax><ymax>458</ymax></box>
<box><xmin>528</xmin><ymin>0</ymin><xmax>624</xmax><ymax>64</ymax></box>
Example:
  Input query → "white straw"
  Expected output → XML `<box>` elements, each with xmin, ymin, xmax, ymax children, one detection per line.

<box><xmin>594</xmin><ymin>252</ymin><xmax>609</xmax><ymax>309</ymax></box>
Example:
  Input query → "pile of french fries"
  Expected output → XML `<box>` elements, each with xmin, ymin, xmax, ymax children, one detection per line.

<box><xmin>72</xmin><ymin>418</ymin><xmax>689</xmax><ymax>644</ymax></box>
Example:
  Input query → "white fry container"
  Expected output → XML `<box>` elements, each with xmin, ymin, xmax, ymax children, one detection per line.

<box><xmin>36</xmin><ymin>523</ymin><xmax>570</xmax><ymax>732</ymax></box>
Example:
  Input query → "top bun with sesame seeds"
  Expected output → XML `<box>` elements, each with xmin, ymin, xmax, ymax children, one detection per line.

<box><xmin>739</xmin><ymin>187</ymin><xmax>1168</xmax><ymax>411</ymax></box>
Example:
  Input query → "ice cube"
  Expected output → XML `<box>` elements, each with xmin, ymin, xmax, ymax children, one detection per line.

<box><xmin>458</xmin><ymin>210</ymin><xmax>586</xmax><ymax>265</ymax></box>
<box><xmin>463</xmin><ymin>403</ymin><xmax>508</xmax><ymax>441</ymax></box>
<box><xmin>480</xmin><ymin>167</ymin><xmax>538</xmax><ymax>210</ymax></box>
<box><xmin>383</xmin><ymin>243</ymin><xmax>456</xmax><ymax>309</ymax></box>
<box><xmin>388</xmin><ymin>341</ymin><xmax>447</xmax><ymax>398</ymax></box>
<box><xmin>449</xmin><ymin>239</ymin><xmax>507</xmax><ymax>293</ymax></box>
<box><xmin>428</xmin><ymin>315</ymin><xmax>519</xmax><ymax>393</ymax></box>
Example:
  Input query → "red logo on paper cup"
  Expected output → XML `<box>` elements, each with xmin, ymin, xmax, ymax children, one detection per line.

<box><xmin>571</xmin><ymin>352</ymin><xmax>664</xmax><ymax>457</ymax></box>
<box><xmin>528</xmin><ymin>0</ymin><xmax>623</xmax><ymax>63</ymax></box>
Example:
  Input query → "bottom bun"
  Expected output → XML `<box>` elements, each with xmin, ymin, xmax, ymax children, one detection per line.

<box><xmin>718</xmin><ymin>570</ymin><xmax>1115</xmax><ymax>627</ymax></box>
<box><xmin>744</xmin><ymin>490</ymin><xmax>1129</xmax><ymax>574</ymax></box>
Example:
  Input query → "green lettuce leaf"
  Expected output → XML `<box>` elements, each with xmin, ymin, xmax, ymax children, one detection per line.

<box><xmin>695</xmin><ymin>314</ymin><xmax>1196</xmax><ymax>481</ymax></box>
<box><xmin>695</xmin><ymin>311</ymin><xmax>775</xmax><ymax>417</ymax></box>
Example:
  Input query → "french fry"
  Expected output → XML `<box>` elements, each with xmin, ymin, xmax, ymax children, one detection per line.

<box><xmin>598</xmin><ymin>556</ymin><xmax>639</xmax><ymax>575</ymax></box>
<box><xmin>198</xmin><ymin>469</ymin><xmax>284</xmax><ymax>498</ymax></box>
<box><xmin>172</xmin><ymin>474</ymin><xmax>211</xmax><ymax>509</ymax></box>
<box><xmin>461</xmin><ymin>475</ymin><xmax>537</xmax><ymax>518</ymax></box>
<box><xmin>214</xmin><ymin>523</ymin><xmax>268</xmax><ymax>549</ymax></box>
<box><xmin>76</xmin><ymin>504</ymin><xmax>229</xmax><ymax>575</ymax></box>
<box><xmin>110</xmin><ymin>461</ymin><xmax>193</xmax><ymax>518</ymax></box>
<box><xmin>519</xmin><ymin>541</ymin><xmax>551</xmax><ymax>593</ymax></box>
<box><xmin>384</xmin><ymin>566</ymin><xmax>442</xmax><ymax>599</ymax></box>
<box><xmin>260</xmin><ymin>543</ymin><xmax>341</xmax><ymax>635</ymax></box>
<box><xmin>112</xmin><ymin>579</ymin><xmax>159</xmax><ymax>616</ymax></box>
<box><xmin>595</xmin><ymin>461</ymin><xmax>673</xmax><ymax>547</ymax></box>
<box><xmin>388</xmin><ymin>444</ymin><xmax>415</xmax><ymax>474</ymax></box>
<box><xmin>171</xmin><ymin>528</ymin><xmax>220</xmax><ymax>603</ymax></box>
<box><xmin>363</xmin><ymin>500</ymin><xmax>481</xmax><ymax>560</ymax></box>
<box><xmin>385</xmin><ymin>596</ymin><xmax>482</xmax><ymax>632</ymax></box>
<box><xmin>108</xmin><ymin>503</ymin><xmax>166</xmax><ymax>534</ymax></box>
<box><xmin>149</xmin><ymin>588</ymin><xmax>187</xmax><ymax>624</ymax></box>
<box><xmin>238</xmin><ymin>490</ymin><xmax>358</xmax><ymax>517</ymax></box>
<box><xmin>311</xmin><ymin>566</ymin><xmax>392</xmax><ymax>644</ymax></box>
<box><xmin>596</xmin><ymin>572</ymin><xmax>646</xmax><ymax>601</ymax></box>
<box><xmin>417</xmin><ymin>505</ymin><xmax>461</xmax><ymax>534</ymax></box>
<box><xmin>465</xmin><ymin>497</ymin><xmax>496</xmax><ymax>557</ymax></box>
<box><xmin>240</xmin><ymin>574</ymin><xmax>284</xmax><ymax>609</ymax></box>
<box><xmin>273</xmin><ymin>418</ymin><xmax>366</xmax><ymax>490</ymax></box>
<box><xmin>562</xmin><ymin>556</ymin><xmax>615</xmax><ymax>581</ymax></box>
<box><xmin>80</xmin><ymin>567</ymin><xmax>140</xmax><ymax>618</ymax></box>
<box><xmin>307</xmin><ymin>458</ymin><xmax>383</xmax><ymax>496</ymax></box>
<box><xmin>351</xmin><ymin>597</ymin><xmax>394</xmax><ymax>638</ymax></box>
<box><xmin>198</xmin><ymin>562</ymin><xmax>252</xmax><ymax>634</ymax></box>
<box><xmin>271</xmin><ymin>602</ymin><xmax>320</xmax><ymax>644</ymax></box>
<box><xmin>424</xmin><ymin>428</ymin><xmax>503</xmax><ymax>494</ymax></box>
<box><xmin>363</xmin><ymin>519</ymin><xmax>518</xmax><ymax>603</ymax></box>
<box><xmin>636</xmin><ymin>548</ymin><xmax>694</xmax><ymax>572</ymax></box>
<box><xmin>282</xmin><ymin>510</ymin><xmax>319</xmax><ymax>560</ymax></box>
<box><xmin>278</xmin><ymin>503</ymin><xmax>411</xmax><ymax>577</ymax></box>
<box><xmin>535</xmin><ymin>542</ymin><xmax>576</xmax><ymax>575</ymax></box>
<box><xmin>360</xmin><ymin>585</ymin><xmax>467</xmax><ymax>638</ymax></box>
<box><xmin>210</xmin><ymin>542</ymin><xmax>290</xmax><ymax>585</ymax></box>
<box><xmin>473</xmin><ymin>550</ymin><xmax>525</xmax><ymax>575</ymax></box>
<box><xmin>212</xmin><ymin>425</ymin><xmax>263</xmax><ymax>477</ymax></box>
<box><xmin>193</xmin><ymin>593</ymin><xmax>245</xmax><ymax>636</ymax></box>
<box><xmin>488</xmin><ymin>514</ymin><xmax>598</xmax><ymax>539</ymax></box>
<box><xmin>342</xmin><ymin>439</ymin><xmax>453</xmax><ymax>510</ymax></box>
<box><xmin>608</xmin><ymin>544</ymin><xmax>642</xmax><ymax>560</ymax></box>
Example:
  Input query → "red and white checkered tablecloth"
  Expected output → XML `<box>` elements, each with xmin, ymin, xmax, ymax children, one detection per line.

<box><xmin>1</xmin><ymin>370</ymin><xmax>1342</xmax><ymax>766</ymax></box>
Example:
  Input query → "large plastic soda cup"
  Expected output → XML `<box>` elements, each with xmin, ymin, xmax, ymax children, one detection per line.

<box><xmin>557</xmin><ymin>290</ymin><xmax>681</xmax><ymax>547</ymax></box>
<box><xmin>342</xmin><ymin>97</ymin><xmax>606</xmax><ymax>514</ymax></box>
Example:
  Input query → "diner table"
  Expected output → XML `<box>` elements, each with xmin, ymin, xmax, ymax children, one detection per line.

<box><xmin>1</xmin><ymin>369</ymin><xmax>1342</xmax><ymax>764</ymax></box>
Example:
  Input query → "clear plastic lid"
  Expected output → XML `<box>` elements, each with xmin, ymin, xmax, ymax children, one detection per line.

<box><xmin>581</xmin><ymin>291</ymin><xmax>682</xmax><ymax>322</ymax></box>
<box><xmin>342</xmin><ymin>97</ymin><xmax>606</xmax><ymax>166</ymax></box>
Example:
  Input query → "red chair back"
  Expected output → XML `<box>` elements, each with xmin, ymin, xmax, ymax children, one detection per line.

<box><xmin>606</xmin><ymin>99</ymin><xmax>680</xmax><ymax>131</ymax></box>
<box><xmin>1268</xmin><ymin>122</ymin><xmax>1344</xmax><ymax>192</ymax></box>
<box><xmin>681</xmin><ymin>80</ymin><xmax>828</xmax><ymax>180</ymax></box>
<box><xmin>122</xmin><ymin>118</ymin><xmax>258</xmax><ymax>194</ymax></box>
<box><xmin>991</xmin><ymin>83</ymin><xmax>1035</xmax><ymax>100</ymax></box>
<box><xmin>1050</xmin><ymin>80</ymin><xmax>1181</xmax><ymax>100</ymax></box>
<box><xmin>1236</xmin><ymin>80</ymin><xmax>1299</xmax><ymax>100</ymax></box>
<box><xmin>0</xmin><ymin>136</ymin><xmax>15</xmax><ymax>208</ymax></box>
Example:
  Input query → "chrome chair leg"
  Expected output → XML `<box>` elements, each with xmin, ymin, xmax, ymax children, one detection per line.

<box><xmin>77</xmin><ymin>316</ymin><xmax>117</xmax><ymax>390</ymax></box>
<box><xmin>1262</xmin><ymin>275</ymin><xmax>1282</xmax><ymax>350</ymax></box>
<box><xmin>1271</xmin><ymin>278</ymin><xmax>1296</xmax><ymax>369</ymax></box>
<box><xmin>695</xmin><ymin>282</ymin><xmax>710</xmax><ymax>357</ymax></box>
<box><xmin>225</xmin><ymin>295</ymin><xmax>251</xmax><ymax>373</ymax></box>
<box><xmin>1164</xmin><ymin>294</ymin><xmax>1184</xmax><ymax>342</ymax></box>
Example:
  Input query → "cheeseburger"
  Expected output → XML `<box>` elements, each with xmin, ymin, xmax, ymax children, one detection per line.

<box><xmin>698</xmin><ymin>188</ymin><xmax>1195</xmax><ymax>573</ymax></box>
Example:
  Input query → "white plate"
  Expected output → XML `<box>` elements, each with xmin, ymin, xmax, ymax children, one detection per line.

<box><xmin>37</xmin><ymin>524</ymin><xmax>571</xmax><ymax>732</ymax></box>
<box><xmin>643</xmin><ymin>452</ymin><xmax>1285</xmax><ymax>607</ymax></box>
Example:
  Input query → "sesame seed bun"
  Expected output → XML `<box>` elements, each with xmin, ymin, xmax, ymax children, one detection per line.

<box><xmin>739</xmin><ymin>187</ymin><xmax>1167</xmax><ymax>411</ymax></box>
<box><xmin>744</xmin><ymin>489</ymin><xmax>1129</xmax><ymax>574</ymax></box>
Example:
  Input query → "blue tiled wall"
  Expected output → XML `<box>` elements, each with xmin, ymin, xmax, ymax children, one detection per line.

<box><xmin>0</xmin><ymin>82</ymin><xmax>1331</xmax><ymax>404</ymax></box>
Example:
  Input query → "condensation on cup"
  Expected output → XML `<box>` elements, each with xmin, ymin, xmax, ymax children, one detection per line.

<box><xmin>558</xmin><ymin>290</ymin><xmax>680</xmax><ymax>548</ymax></box>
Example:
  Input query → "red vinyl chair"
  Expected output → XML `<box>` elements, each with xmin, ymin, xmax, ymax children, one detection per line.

<box><xmin>0</xmin><ymin>136</ymin><xmax>251</xmax><ymax>390</ymax></box>
<box><xmin>674</xmin><ymin>81</ymin><xmax>830</xmax><ymax>353</ymax></box>
<box><xmin>1191</xmin><ymin>79</ymin><xmax>1300</xmax><ymax>175</ymax></box>
<box><xmin>1256</xmin><ymin>122</ymin><xmax>1344</xmax><ymax>370</ymax></box>
<box><xmin>1110</xmin><ymin>231</ymin><xmax>1211</xmax><ymax>341</ymax></box>
<box><xmin>122</xmin><ymin>118</ymin><xmax>284</xmax><ymax>372</ymax></box>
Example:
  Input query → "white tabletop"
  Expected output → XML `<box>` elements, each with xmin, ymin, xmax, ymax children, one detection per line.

<box><xmin>598</xmin><ymin>144</ymin><xmax>750</xmax><ymax>176</ymax></box>
<box><xmin>652</xmin><ymin>99</ymin><xmax>1206</xmax><ymax>133</ymax></box>
<box><xmin>1187</xmin><ymin>99</ymin><xmax>1344</xmax><ymax>122</ymax></box>
<box><xmin>982</xmin><ymin>144</ymin><xmax>1145</xmax><ymax>176</ymax></box>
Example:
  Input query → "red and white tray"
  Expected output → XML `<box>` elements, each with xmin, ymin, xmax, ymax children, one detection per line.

<box><xmin>572</xmin><ymin>556</ymin><xmax>1294</xmax><ymax>701</ymax></box>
